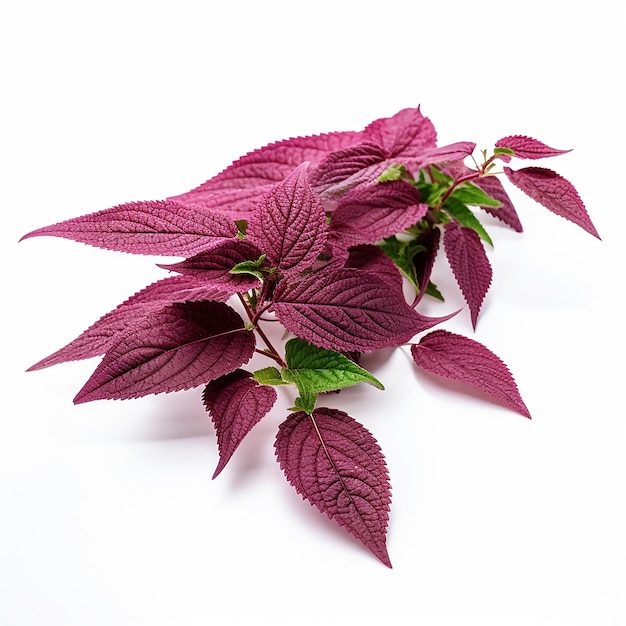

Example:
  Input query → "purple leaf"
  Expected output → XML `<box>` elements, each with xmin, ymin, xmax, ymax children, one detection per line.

<box><xmin>309</xmin><ymin>142</ymin><xmax>389</xmax><ymax>198</ymax></box>
<box><xmin>203</xmin><ymin>370</ymin><xmax>277</xmax><ymax>478</ymax></box>
<box><xmin>247</xmin><ymin>164</ymin><xmax>329</xmax><ymax>275</ymax></box>
<box><xmin>169</xmin><ymin>130</ymin><xmax>364</xmax><ymax>214</ymax></box>
<box><xmin>443</xmin><ymin>223</ymin><xmax>492</xmax><ymax>329</ymax></box>
<box><xmin>158</xmin><ymin>238</ymin><xmax>263</xmax><ymax>290</ymax></box>
<box><xmin>275</xmin><ymin>408</ymin><xmax>392</xmax><ymax>567</ymax></box>
<box><xmin>344</xmin><ymin>245</ymin><xmax>405</xmax><ymax>295</ymax></box>
<box><xmin>20</xmin><ymin>200</ymin><xmax>237</xmax><ymax>256</ymax></box>
<box><xmin>73</xmin><ymin>301</ymin><xmax>255</xmax><ymax>403</ymax></box>
<box><xmin>362</xmin><ymin>106</ymin><xmax>437</xmax><ymax>157</ymax></box>
<box><xmin>412</xmin><ymin>227</ymin><xmax>441</xmax><ymax>305</ymax></box>
<box><xmin>272</xmin><ymin>268</ymin><xmax>447</xmax><ymax>352</ymax></box>
<box><xmin>495</xmin><ymin>135</ymin><xmax>571</xmax><ymax>161</ymax></box>
<box><xmin>27</xmin><ymin>275</ymin><xmax>242</xmax><ymax>371</ymax></box>
<box><xmin>504</xmin><ymin>166</ymin><xmax>599</xmax><ymax>238</ymax></box>
<box><xmin>475</xmin><ymin>176</ymin><xmax>523</xmax><ymax>232</ymax></box>
<box><xmin>411</xmin><ymin>330</ymin><xmax>531</xmax><ymax>418</ymax></box>
<box><xmin>330</xmin><ymin>181</ymin><xmax>428</xmax><ymax>247</ymax></box>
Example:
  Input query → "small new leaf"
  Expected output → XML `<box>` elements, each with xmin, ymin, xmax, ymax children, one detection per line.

<box><xmin>282</xmin><ymin>337</ymin><xmax>384</xmax><ymax>395</ymax></box>
<box><xmin>452</xmin><ymin>182</ymin><xmax>503</xmax><ymax>208</ymax></box>
<box><xmin>253</xmin><ymin>366</ymin><xmax>289</xmax><ymax>386</ymax></box>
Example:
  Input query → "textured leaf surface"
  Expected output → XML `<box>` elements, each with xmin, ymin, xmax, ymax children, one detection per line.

<box><xmin>169</xmin><ymin>130</ymin><xmax>364</xmax><ymax>211</ymax></box>
<box><xmin>343</xmin><ymin>244</ymin><xmax>404</xmax><ymax>295</ymax></box>
<box><xmin>272</xmin><ymin>269</ymin><xmax>431</xmax><ymax>352</ymax></box>
<box><xmin>247</xmin><ymin>163</ymin><xmax>329</xmax><ymax>275</ymax></box>
<box><xmin>20</xmin><ymin>200</ymin><xmax>237</xmax><ymax>256</ymax></box>
<box><xmin>411</xmin><ymin>330</ymin><xmax>530</xmax><ymax>418</ymax></box>
<box><xmin>158</xmin><ymin>239</ymin><xmax>263</xmax><ymax>291</ymax></box>
<box><xmin>275</xmin><ymin>408</ymin><xmax>391</xmax><ymax>566</ymax></box>
<box><xmin>203</xmin><ymin>370</ymin><xmax>277</xmax><ymax>478</ymax></box>
<box><xmin>495</xmin><ymin>135</ymin><xmax>571</xmax><ymax>161</ymax></box>
<box><xmin>282</xmin><ymin>338</ymin><xmax>384</xmax><ymax>394</ymax></box>
<box><xmin>27</xmin><ymin>276</ymin><xmax>241</xmax><ymax>370</ymax></box>
<box><xmin>330</xmin><ymin>180</ymin><xmax>428</xmax><ymax>246</ymax></box>
<box><xmin>443</xmin><ymin>223</ymin><xmax>492</xmax><ymax>329</ymax></box>
<box><xmin>475</xmin><ymin>175</ymin><xmax>523</xmax><ymax>232</ymax></box>
<box><xmin>504</xmin><ymin>166</ymin><xmax>599</xmax><ymax>238</ymax></box>
<box><xmin>74</xmin><ymin>301</ymin><xmax>255</xmax><ymax>402</ymax></box>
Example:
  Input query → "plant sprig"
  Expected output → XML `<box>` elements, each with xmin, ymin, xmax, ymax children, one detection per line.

<box><xmin>20</xmin><ymin>107</ymin><xmax>598</xmax><ymax>567</ymax></box>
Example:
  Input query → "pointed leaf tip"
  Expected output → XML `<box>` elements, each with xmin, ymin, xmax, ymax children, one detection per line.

<box><xmin>203</xmin><ymin>370</ymin><xmax>277</xmax><ymax>478</ymax></box>
<box><xmin>495</xmin><ymin>135</ymin><xmax>571</xmax><ymax>161</ymax></box>
<box><xmin>504</xmin><ymin>166</ymin><xmax>599</xmax><ymax>238</ymax></box>
<box><xmin>411</xmin><ymin>330</ymin><xmax>531</xmax><ymax>418</ymax></box>
<box><xmin>275</xmin><ymin>408</ymin><xmax>392</xmax><ymax>566</ymax></box>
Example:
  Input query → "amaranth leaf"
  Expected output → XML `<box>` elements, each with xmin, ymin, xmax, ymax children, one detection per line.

<box><xmin>474</xmin><ymin>175</ymin><xmax>523</xmax><ymax>232</ymax></box>
<box><xmin>282</xmin><ymin>337</ymin><xmax>384</xmax><ymax>394</ymax></box>
<box><xmin>272</xmin><ymin>268</ymin><xmax>445</xmax><ymax>352</ymax></box>
<box><xmin>203</xmin><ymin>370</ymin><xmax>277</xmax><ymax>478</ymax></box>
<box><xmin>495</xmin><ymin>135</ymin><xmax>571</xmax><ymax>161</ymax></box>
<box><xmin>275</xmin><ymin>408</ymin><xmax>392</xmax><ymax>566</ymax></box>
<box><xmin>330</xmin><ymin>180</ymin><xmax>428</xmax><ymax>247</ymax></box>
<box><xmin>27</xmin><ymin>275</ymin><xmax>242</xmax><ymax>371</ymax></box>
<box><xmin>247</xmin><ymin>163</ymin><xmax>329</xmax><ymax>275</ymax></box>
<box><xmin>158</xmin><ymin>239</ymin><xmax>264</xmax><ymax>291</ymax></box>
<box><xmin>503</xmin><ymin>166</ymin><xmax>599</xmax><ymax>238</ymax></box>
<box><xmin>443</xmin><ymin>222</ymin><xmax>492</xmax><ymax>329</ymax></box>
<box><xmin>20</xmin><ymin>200</ymin><xmax>237</xmax><ymax>256</ymax></box>
<box><xmin>74</xmin><ymin>301</ymin><xmax>255</xmax><ymax>403</ymax></box>
<box><xmin>411</xmin><ymin>330</ymin><xmax>530</xmax><ymax>418</ymax></box>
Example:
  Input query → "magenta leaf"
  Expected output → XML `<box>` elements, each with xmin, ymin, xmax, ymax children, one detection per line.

<box><xmin>272</xmin><ymin>268</ymin><xmax>438</xmax><ymax>352</ymax></box>
<box><xmin>20</xmin><ymin>200</ymin><xmax>237</xmax><ymax>256</ymax></box>
<box><xmin>247</xmin><ymin>163</ymin><xmax>329</xmax><ymax>275</ymax></box>
<box><xmin>343</xmin><ymin>244</ymin><xmax>405</xmax><ymax>295</ymax></box>
<box><xmin>411</xmin><ymin>330</ymin><xmax>531</xmax><ymax>418</ymax></box>
<box><xmin>330</xmin><ymin>180</ymin><xmax>428</xmax><ymax>247</ymax></box>
<box><xmin>504</xmin><ymin>166</ymin><xmax>599</xmax><ymax>238</ymax></box>
<box><xmin>412</xmin><ymin>226</ymin><xmax>441</xmax><ymax>304</ymax></box>
<box><xmin>495</xmin><ymin>135</ymin><xmax>571</xmax><ymax>161</ymax></box>
<box><xmin>475</xmin><ymin>175</ymin><xmax>523</xmax><ymax>232</ymax></box>
<box><xmin>169</xmin><ymin>129</ymin><xmax>365</xmax><ymax>214</ymax></box>
<box><xmin>443</xmin><ymin>222</ymin><xmax>492</xmax><ymax>329</ymax></box>
<box><xmin>158</xmin><ymin>238</ymin><xmax>263</xmax><ymax>290</ymax></box>
<box><xmin>27</xmin><ymin>275</ymin><xmax>243</xmax><ymax>371</ymax></box>
<box><xmin>275</xmin><ymin>408</ymin><xmax>391</xmax><ymax>566</ymax></box>
<box><xmin>203</xmin><ymin>370</ymin><xmax>277</xmax><ymax>478</ymax></box>
<box><xmin>73</xmin><ymin>301</ymin><xmax>255</xmax><ymax>403</ymax></box>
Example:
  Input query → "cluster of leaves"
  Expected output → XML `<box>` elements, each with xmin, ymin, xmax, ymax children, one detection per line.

<box><xmin>21</xmin><ymin>107</ymin><xmax>598</xmax><ymax>567</ymax></box>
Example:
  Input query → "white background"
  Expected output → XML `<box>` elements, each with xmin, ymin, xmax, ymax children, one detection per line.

<box><xmin>2</xmin><ymin>2</ymin><xmax>624</xmax><ymax>625</ymax></box>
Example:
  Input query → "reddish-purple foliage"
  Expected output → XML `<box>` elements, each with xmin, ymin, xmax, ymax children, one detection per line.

<box><xmin>20</xmin><ymin>200</ymin><xmax>237</xmax><ymax>256</ymax></box>
<box><xmin>330</xmin><ymin>180</ymin><xmax>428</xmax><ymax>247</ymax></box>
<box><xmin>504</xmin><ymin>166</ymin><xmax>600</xmax><ymax>238</ymax></box>
<box><xmin>275</xmin><ymin>408</ymin><xmax>392</xmax><ymax>567</ymax></box>
<box><xmin>74</xmin><ymin>301</ymin><xmax>255</xmax><ymax>403</ymax></box>
<box><xmin>21</xmin><ymin>105</ymin><xmax>598</xmax><ymax>566</ymax></box>
<box><xmin>247</xmin><ymin>163</ymin><xmax>329</xmax><ymax>275</ymax></box>
<box><xmin>411</xmin><ymin>330</ymin><xmax>531</xmax><ymax>418</ymax></box>
<box><xmin>443</xmin><ymin>223</ymin><xmax>493</xmax><ymax>328</ymax></box>
<box><xmin>272</xmin><ymin>268</ymin><xmax>438</xmax><ymax>352</ymax></box>
<box><xmin>203</xmin><ymin>370</ymin><xmax>277</xmax><ymax>478</ymax></box>
<box><xmin>495</xmin><ymin>135</ymin><xmax>571</xmax><ymax>161</ymax></box>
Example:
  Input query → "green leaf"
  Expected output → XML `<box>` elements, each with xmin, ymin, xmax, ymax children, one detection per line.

<box><xmin>493</xmin><ymin>146</ymin><xmax>515</xmax><ymax>157</ymax></box>
<box><xmin>443</xmin><ymin>197</ymin><xmax>493</xmax><ymax>246</ymax></box>
<box><xmin>235</xmin><ymin>219</ymin><xmax>248</xmax><ymax>238</ymax></box>
<box><xmin>283</xmin><ymin>338</ymin><xmax>384</xmax><ymax>396</ymax></box>
<box><xmin>230</xmin><ymin>255</ymin><xmax>267</xmax><ymax>280</ymax></box>
<box><xmin>425</xmin><ymin>280</ymin><xmax>444</xmax><ymax>301</ymax></box>
<box><xmin>291</xmin><ymin>392</ymin><xmax>317</xmax><ymax>414</ymax></box>
<box><xmin>253</xmin><ymin>366</ymin><xmax>289</xmax><ymax>386</ymax></box>
<box><xmin>378</xmin><ymin>236</ymin><xmax>422</xmax><ymax>291</ymax></box>
<box><xmin>378</xmin><ymin>163</ymin><xmax>410</xmax><ymax>183</ymax></box>
<box><xmin>452</xmin><ymin>182</ymin><xmax>502</xmax><ymax>207</ymax></box>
